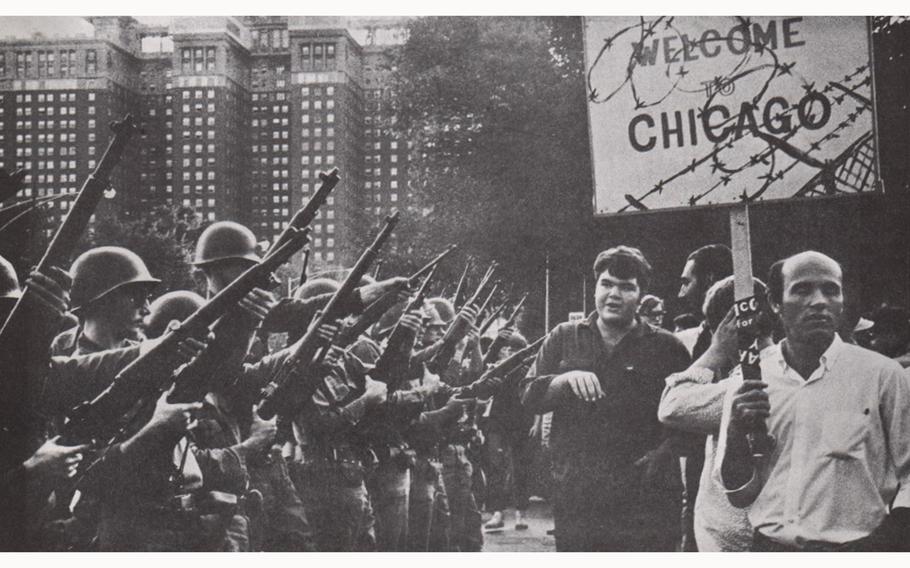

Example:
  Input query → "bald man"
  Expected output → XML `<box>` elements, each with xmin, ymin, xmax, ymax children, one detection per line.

<box><xmin>716</xmin><ymin>251</ymin><xmax>910</xmax><ymax>551</ymax></box>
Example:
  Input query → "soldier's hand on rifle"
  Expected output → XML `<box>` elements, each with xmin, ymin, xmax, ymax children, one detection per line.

<box><xmin>465</xmin><ymin>323</ymin><xmax>481</xmax><ymax>346</ymax></box>
<box><xmin>496</xmin><ymin>327</ymin><xmax>515</xmax><ymax>342</ymax></box>
<box><xmin>363</xmin><ymin>376</ymin><xmax>388</xmax><ymax>405</ymax></box>
<box><xmin>239</xmin><ymin>287</ymin><xmax>277</xmax><ymax>322</ymax></box>
<box><xmin>176</xmin><ymin>335</ymin><xmax>210</xmax><ymax>363</ymax></box>
<box><xmin>730</xmin><ymin>380</ymin><xmax>770</xmax><ymax>433</ymax></box>
<box><xmin>322</xmin><ymin>344</ymin><xmax>346</xmax><ymax>369</ymax></box>
<box><xmin>23</xmin><ymin>435</ymin><xmax>90</xmax><ymax>481</ymax></box>
<box><xmin>418</xmin><ymin>365</ymin><xmax>442</xmax><ymax>395</ymax></box>
<box><xmin>26</xmin><ymin>266</ymin><xmax>72</xmax><ymax>316</ymax></box>
<box><xmin>555</xmin><ymin>370</ymin><xmax>604</xmax><ymax>402</ymax></box>
<box><xmin>443</xmin><ymin>394</ymin><xmax>473</xmax><ymax>414</ymax></box>
<box><xmin>150</xmin><ymin>388</ymin><xmax>203</xmax><ymax>434</ymax></box>
<box><xmin>457</xmin><ymin>304</ymin><xmax>480</xmax><ymax>326</ymax></box>
<box><xmin>315</xmin><ymin>321</ymin><xmax>340</xmax><ymax>343</ymax></box>
<box><xmin>242</xmin><ymin>406</ymin><xmax>278</xmax><ymax>454</ymax></box>
<box><xmin>399</xmin><ymin>310</ymin><xmax>424</xmax><ymax>335</ymax></box>
<box><xmin>361</xmin><ymin>277</ymin><xmax>409</xmax><ymax>305</ymax></box>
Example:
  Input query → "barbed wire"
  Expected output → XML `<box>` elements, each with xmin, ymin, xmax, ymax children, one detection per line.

<box><xmin>586</xmin><ymin>16</ymin><xmax>876</xmax><ymax>213</ymax></box>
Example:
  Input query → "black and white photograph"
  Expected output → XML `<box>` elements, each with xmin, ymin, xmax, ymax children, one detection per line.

<box><xmin>1</xmin><ymin>6</ymin><xmax>910</xmax><ymax>554</ymax></box>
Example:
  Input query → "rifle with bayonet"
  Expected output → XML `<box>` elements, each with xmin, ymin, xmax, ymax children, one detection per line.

<box><xmin>425</xmin><ymin>263</ymin><xmax>497</xmax><ymax>374</ymax></box>
<box><xmin>481</xmin><ymin>293</ymin><xmax>529</xmax><ymax>365</ymax></box>
<box><xmin>478</xmin><ymin>303</ymin><xmax>505</xmax><ymax>336</ymax></box>
<box><xmin>0</xmin><ymin>115</ymin><xmax>140</xmax><ymax>415</ymax></box>
<box><xmin>372</xmin><ymin>264</ymin><xmax>440</xmax><ymax>389</ymax></box>
<box><xmin>61</xmin><ymin>228</ymin><xmax>310</xmax><ymax>443</ymax></box>
<box><xmin>167</xmin><ymin>170</ymin><xmax>339</xmax><ymax>403</ymax></box>
<box><xmin>271</xmin><ymin>168</ymin><xmax>339</xmax><ymax>254</ymax></box>
<box><xmin>456</xmin><ymin>336</ymin><xmax>544</xmax><ymax>400</ymax></box>
<box><xmin>451</xmin><ymin>261</ymin><xmax>472</xmax><ymax>310</ymax></box>
<box><xmin>328</xmin><ymin>245</ymin><xmax>456</xmax><ymax>353</ymax></box>
<box><xmin>257</xmin><ymin>213</ymin><xmax>400</xmax><ymax>420</ymax></box>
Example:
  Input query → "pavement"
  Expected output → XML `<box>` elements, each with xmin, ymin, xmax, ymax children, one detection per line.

<box><xmin>481</xmin><ymin>497</ymin><xmax>556</xmax><ymax>552</ymax></box>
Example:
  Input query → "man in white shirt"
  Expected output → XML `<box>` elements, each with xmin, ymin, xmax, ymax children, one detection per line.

<box><xmin>716</xmin><ymin>251</ymin><xmax>910</xmax><ymax>551</ymax></box>
<box><xmin>659</xmin><ymin>276</ymin><xmax>774</xmax><ymax>551</ymax></box>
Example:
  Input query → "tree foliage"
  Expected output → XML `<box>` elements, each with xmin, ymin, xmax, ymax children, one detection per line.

<box><xmin>78</xmin><ymin>204</ymin><xmax>204</xmax><ymax>295</ymax></box>
<box><xmin>388</xmin><ymin>17</ymin><xmax>593</xmax><ymax>333</ymax></box>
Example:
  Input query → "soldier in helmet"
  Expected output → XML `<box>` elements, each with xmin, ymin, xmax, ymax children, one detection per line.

<box><xmin>405</xmin><ymin>299</ymin><xmax>483</xmax><ymax>551</ymax></box>
<box><xmin>186</xmin><ymin>220</ymin><xmax>315</xmax><ymax>552</ymax></box>
<box><xmin>481</xmin><ymin>331</ymin><xmax>535</xmax><ymax>532</ymax></box>
<box><xmin>51</xmin><ymin>246</ymin><xmax>160</xmax><ymax>357</ymax></box>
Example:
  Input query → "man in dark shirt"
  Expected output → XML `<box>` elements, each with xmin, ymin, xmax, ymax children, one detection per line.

<box><xmin>520</xmin><ymin>246</ymin><xmax>690</xmax><ymax>551</ymax></box>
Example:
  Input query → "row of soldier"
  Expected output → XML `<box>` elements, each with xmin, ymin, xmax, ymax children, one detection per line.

<box><xmin>0</xmin><ymin>198</ymin><xmax>545</xmax><ymax>551</ymax></box>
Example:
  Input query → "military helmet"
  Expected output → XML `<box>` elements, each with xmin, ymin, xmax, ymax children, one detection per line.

<box><xmin>70</xmin><ymin>246</ymin><xmax>160</xmax><ymax>311</ymax></box>
<box><xmin>426</xmin><ymin>297</ymin><xmax>455</xmax><ymax>324</ymax></box>
<box><xmin>294</xmin><ymin>277</ymin><xmax>340</xmax><ymax>301</ymax></box>
<box><xmin>0</xmin><ymin>254</ymin><xmax>21</xmax><ymax>299</ymax></box>
<box><xmin>145</xmin><ymin>290</ymin><xmax>206</xmax><ymax>339</ymax></box>
<box><xmin>193</xmin><ymin>221</ymin><xmax>261</xmax><ymax>267</ymax></box>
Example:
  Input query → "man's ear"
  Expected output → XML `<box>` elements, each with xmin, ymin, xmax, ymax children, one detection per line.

<box><xmin>767</xmin><ymin>291</ymin><xmax>782</xmax><ymax>316</ymax></box>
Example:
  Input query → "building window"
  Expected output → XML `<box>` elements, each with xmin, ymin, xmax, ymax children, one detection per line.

<box><xmin>86</xmin><ymin>49</ymin><xmax>97</xmax><ymax>74</ymax></box>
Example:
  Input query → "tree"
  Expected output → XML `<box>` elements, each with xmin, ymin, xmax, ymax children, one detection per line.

<box><xmin>389</xmin><ymin>17</ymin><xmax>593</xmax><ymax>335</ymax></box>
<box><xmin>78</xmin><ymin>204</ymin><xmax>204</xmax><ymax>295</ymax></box>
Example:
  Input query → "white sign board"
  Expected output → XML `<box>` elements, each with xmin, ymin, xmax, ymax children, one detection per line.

<box><xmin>584</xmin><ymin>17</ymin><xmax>878</xmax><ymax>215</ymax></box>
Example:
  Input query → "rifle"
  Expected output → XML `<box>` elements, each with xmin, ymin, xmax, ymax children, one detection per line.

<box><xmin>0</xmin><ymin>115</ymin><xmax>139</xmax><ymax>413</ymax></box>
<box><xmin>372</xmin><ymin>264</ymin><xmax>439</xmax><ymax>388</ymax></box>
<box><xmin>270</xmin><ymin>168</ymin><xmax>339</xmax><ymax>254</ymax></box>
<box><xmin>451</xmin><ymin>261</ymin><xmax>472</xmax><ymax>310</ymax></box>
<box><xmin>257</xmin><ymin>213</ymin><xmax>400</xmax><ymax>419</ymax></box>
<box><xmin>482</xmin><ymin>293</ymin><xmax>529</xmax><ymax>365</ymax></box>
<box><xmin>299</xmin><ymin>248</ymin><xmax>311</xmax><ymax>286</ymax></box>
<box><xmin>456</xmin><ymin>336</ymin><xmax>544</xmax><ymax>400</ymax></box>
<box><xmin>425</xmin><ymin>263</ymin><xmax>496</xmax><ymax>374</ymax></box>
<box><xmin>478</xmin><ymin>303</ymin><xmax>505</xmax><ymax>336</ymax></box>
<box><xmin>306</xmin><ymin>244</ymin><xmax>458</xmax><ymax>355</ymax></box>
<box><xmin>61</xmin><ymin>228</ymin><xmax>310</xmax><ymax>444</ymax></box>
<box><xmin>0</xmin><ymin>167</ymin><xmax>27</xmax><ymax>206</ymax></box>
<box><xmin>476</xmin><ymin>282</ymin><xmax>499</xmax><ymax>322</ymax></box>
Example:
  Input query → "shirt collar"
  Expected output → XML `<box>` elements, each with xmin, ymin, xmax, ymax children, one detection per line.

<box><xmin>772</xmin><ymin>333</ymin><xmax>844</xmax><ymax>375</ymax></box>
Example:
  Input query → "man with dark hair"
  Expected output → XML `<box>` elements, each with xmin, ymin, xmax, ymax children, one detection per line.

<box><xmin>674</xmin><ymin>243</ymin><xmax>733</xmax><ymax>551</ymax></box>
<box><xmin>717</xmin><ymin>251</ymin><xmax>910</xmax><ymax>551</ymax></box>
<box><xmin>659</xmin><ymin>276</ymin><xmax>773</xmax><ymax>551</ymax></box>
<box><xmin>679</xmin><ymin>245</ymin><xmax>734</xmax><ymax>317</ymax></box>
<box><xmin>520</xmin><ymin>246</ymin><xmax>690</xmax><ymax>551</ymax></box>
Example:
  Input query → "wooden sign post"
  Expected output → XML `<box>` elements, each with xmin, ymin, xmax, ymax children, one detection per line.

<box><xmin>729</xmin><ymin>205</ymin><xmax>774</xmax><ymax>460</ymax></box>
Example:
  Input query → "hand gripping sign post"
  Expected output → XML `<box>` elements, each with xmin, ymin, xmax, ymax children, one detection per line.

<box><xmin>729</xmin><ymin>205</ymin><xmax>774</xmax><ymax>463</ymax></box>
<box><xmin>583</xmin><ymin>16</ymin><xmax>880</xmax><ymax>215</ymax></box>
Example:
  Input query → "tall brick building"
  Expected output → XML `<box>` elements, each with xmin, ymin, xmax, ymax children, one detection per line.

<box><xmin>0</xmin><ymin>16</ymin><xmax>410</xmax><ymax>268</ymax></box>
